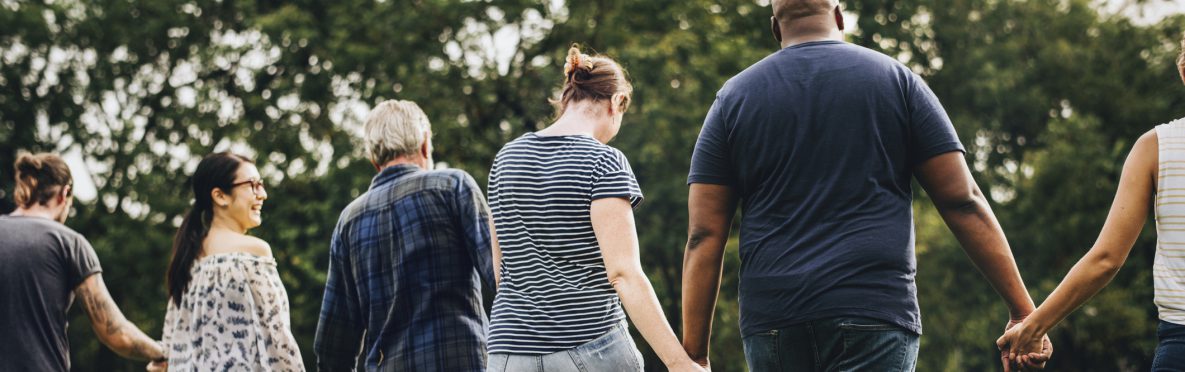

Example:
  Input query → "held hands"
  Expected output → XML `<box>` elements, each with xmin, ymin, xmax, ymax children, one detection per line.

<box><xmin>146</xmin><ymin>339</ymin><xmax>168</xmax><ymax>371</ymax></box>
<box><xmin>996</xmin><ymin>319</ymin><xmax>1053</xmax><ymax>371</ymax></box>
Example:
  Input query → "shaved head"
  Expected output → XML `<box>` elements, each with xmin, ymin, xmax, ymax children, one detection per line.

<box><xmin>772</xmin><ymin>0</ymin><xmax>838</xmax><ymax>22</ymax></box>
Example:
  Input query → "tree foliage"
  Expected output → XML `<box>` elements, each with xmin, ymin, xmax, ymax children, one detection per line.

<box><xmin>2</xmin><ymin>0</ymin><xmax>1184</xmax><ymax>370</ymax></box>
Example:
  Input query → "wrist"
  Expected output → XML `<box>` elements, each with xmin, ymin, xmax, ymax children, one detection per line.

<box><xmin>1008</xmin><ymin>303</ymin><xmax>1036</xmax><ymax>321</ymax></box>
<box><xmin>664</xmin><ymin>358</ymin><xmax>699</xmax><ymax>369</ymax></box>
<box><xmin>682</xmin><ymin>343</ymin><xmax>708</xmax><ymax>365</ymax></box>
<box><xmin>153</xmin><ymin>340</ymin><xmax>168</xmax><ymax>362</ymax></box>
<box><xmin>1022</xmin><ymin>311</ymin><xmax>1054</xmax><ymax>336</ymax></box>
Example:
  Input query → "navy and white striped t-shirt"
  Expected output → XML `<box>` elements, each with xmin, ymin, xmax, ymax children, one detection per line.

<box><xmin>487</xmin><ymin>132</ymin><xmax>644</xmax><ymax>355</ymax></box>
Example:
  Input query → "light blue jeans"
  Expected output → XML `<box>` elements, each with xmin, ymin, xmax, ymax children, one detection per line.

<box><xmin>487</xmin><ymin>322</ymin><xmax>643</xmax><ymax>372</ymax></box>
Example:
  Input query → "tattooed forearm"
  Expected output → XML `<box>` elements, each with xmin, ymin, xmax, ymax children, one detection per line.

<box><xmin>75</xmin><ymin>274</ymin><xmax>166</xmax><ymax>361</ymax></box>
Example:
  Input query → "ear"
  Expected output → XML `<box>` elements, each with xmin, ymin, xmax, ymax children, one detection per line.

<box><xmin>57</xmin><ymin>185</ymin><xmax>71</xmax><ymax>204</ymax></box>
<box><xmin>771</xmin><ymin>16</ymin><xmax>783</xmax><ymax>44</ymax></box>
<box><xmin>371</xmin><ymin>160</ymin><xmax>381</xmax><ymax>171</ymax></box>
<box><xmin>420</xmin><ymin>131</ymin><xmax>432</xmax><ymax>159</ymax></box>
<box><xmin>834</xmin><ymin>5</ymin><xmax>845</xmax><ymax>31</ymax></box>
<box><xmin>609</xmin><ymin>93</ymin><xmax>627</xmax><ymax>115</ymax></box>
<box><xmin>211</xmin><ymin>187</ymin><xmax>230</xmax><ymax>208</ymax></box>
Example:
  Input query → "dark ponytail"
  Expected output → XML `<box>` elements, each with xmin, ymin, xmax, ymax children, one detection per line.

<box><xmin>167</xmin><ymin>152</ymin><xmax>252</xmax><ymax>306</ymax></box>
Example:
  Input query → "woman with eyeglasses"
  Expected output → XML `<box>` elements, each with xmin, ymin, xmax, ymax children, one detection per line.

<box><xmin>158</xmin><ymin>152</ymin><xmax>304</xmax><ymax>371</ymax></box>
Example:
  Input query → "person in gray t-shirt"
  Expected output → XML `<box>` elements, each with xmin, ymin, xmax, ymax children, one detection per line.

<box><xmin>0</xmin><ymin>153</ymin><xmax>166</xmax><ymax>371</ymax></box>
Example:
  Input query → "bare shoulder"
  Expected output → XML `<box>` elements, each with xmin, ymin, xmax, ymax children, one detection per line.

<box><xmin>1135</xmin><ymin>128</ymin><xmax>1159</xmax><ymax>150</ymax></box>
<box><xmin>1129</xmin><ymin>129</ymin><xmax>1159</xmax><ymax>189</ymax></box>
<box><xmin>1131</xmin><ymin>129</ymin><xmax>1159</xmax><ymax>167</ymax></box>
<box><xmin>233</xmin><ymin>234</ymin><xmax>272</xmax><ymax>257</ymax></box>
<box><xmin>204</xmin><ymin>231</ymin><xmax>272</xmax><ymax>258</ymax></box>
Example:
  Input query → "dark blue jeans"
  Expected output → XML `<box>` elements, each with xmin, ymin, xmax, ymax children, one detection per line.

<box><xmin>1154</xmin><ymin>320</ymin><xmax>1185</xmax><ymax>371</ymax></box>
<box><xmin>742</xmin><ymin>316</ymin><xmax>919</xmax><ymax>372</ymax></box>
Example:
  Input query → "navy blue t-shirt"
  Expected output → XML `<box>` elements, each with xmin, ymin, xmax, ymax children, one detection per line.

<box><xmin>688</xmin><ymin>40</ymin><xmax>964</xmax><ymax>336</ymax></box>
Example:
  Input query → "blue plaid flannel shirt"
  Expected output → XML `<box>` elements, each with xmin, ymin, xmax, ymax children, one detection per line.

<box><xmin>314</xmin><ymin>164</ymin><xmax>495</xmax><ymax>371</ymax></box>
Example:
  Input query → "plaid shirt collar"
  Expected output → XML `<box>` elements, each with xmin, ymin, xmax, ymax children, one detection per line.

<box><xmin>371</xmin><ymin>163</ymin><xmax>420</xmax><ymax>190</ymax></box>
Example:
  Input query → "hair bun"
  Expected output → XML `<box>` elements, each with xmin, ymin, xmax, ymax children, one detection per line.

<box><xmin>564</xmin><ymin>44</ymin><xmax>590</xmax><ymax>82</ymax></box>
<box><xmin>15</xmin><ymin>153</ymin><xmax>42</xmax><ymax>175</ymax></box>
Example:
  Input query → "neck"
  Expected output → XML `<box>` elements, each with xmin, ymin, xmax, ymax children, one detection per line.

<box><xmin>779</xmin><ymin>14</ymin><xmax>843</xmax><ymax>48</ymax></box>
<box><xmin>10</xmin><ymin>205</ymin><xmax>61</xmax><ymax>221</ymax></box>
<box><xmin>209</xmin><ymin>213</ymin><xmax>247</xmax><ymax>235</ymax></box>
<box><xmin>377</xmin><ymin>156</ymin><xmax>423</xmax><ymax>172</ymax></box>
<box><xmin>544</xmin><ymin>108</ymin><xmax>615</xmax><ymax>144</ymax></box>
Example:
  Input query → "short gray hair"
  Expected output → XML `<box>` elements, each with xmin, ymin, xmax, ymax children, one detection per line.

<box><xmin>363</xmin><ymin>100</ymin><xmax>431</xmax><ymax>164</ymax></box>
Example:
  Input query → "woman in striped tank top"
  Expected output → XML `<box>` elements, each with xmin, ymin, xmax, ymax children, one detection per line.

<box><xmin>996</xmin><ymin>36</ymin><xmax>1185</xmax><ymax>371</ymax></box>
<box><xmin>485</xmin><ymin>45</ymin><xmax>706</xmax><ymax>372</ymax></box>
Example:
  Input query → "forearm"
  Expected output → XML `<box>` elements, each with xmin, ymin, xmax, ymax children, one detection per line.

<box><xmin>939</xmin><ymin>198</ymin><xmax>1035</xmax><ymax>317</ymax></box>
<box><xmin>102</xmin><ymin>322</ymin><xmax>165</xmax><ymax>361</ymax></box>
<box><xmin>314</xmin><ymin>287</ymin><xmax>363</xmax><ymax>370</ymax></box>
<box><xmin>681</xmin><ymin>234</ymin><xmax>727</xmax><ymax>362</ymax></box>
<box><xmin>1027</xmin><ymin>250</ymin><xmax>1123</xmax><ymax>334</ymax></box>
<box><xmin>493</xmin><ymin>240</ymin><xmax>503</xmax><ymax>288</ymax></box>
<box><xmin>76</xmin><ymin>274</ymin><xmax>164</xmax><ymax>361</ymax></box>
<box><xmin>612</xmin><ymin>270</ymin><xmax>693</xmax><ymax>368</ymax></box>
<box><xmin>314</xmin><ymin>324</ymin><xmax>363</xmax><ymax>371</ymax></box>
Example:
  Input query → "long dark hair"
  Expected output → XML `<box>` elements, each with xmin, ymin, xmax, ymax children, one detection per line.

<box><xmin>168</xmin><ymin>152</ymin><xmax>253</xmax><ymax>306</ymax></box>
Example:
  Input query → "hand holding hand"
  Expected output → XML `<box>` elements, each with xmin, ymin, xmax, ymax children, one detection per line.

<box><xmin>997</xmin><ymin>319</ymin><xmax>1053</xmax><ymax>371</ymax></box>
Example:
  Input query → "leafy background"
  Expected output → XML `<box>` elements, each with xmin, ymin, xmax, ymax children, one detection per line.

<box><xmin>2</xmin><ymin>0</ymin><xmax>1184</xmax><ymax>370</ymax></box>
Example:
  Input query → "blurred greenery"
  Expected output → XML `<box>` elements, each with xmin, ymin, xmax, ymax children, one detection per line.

<box><xmin>2</xmin><ymin>0</ymin><xmax>1184</xmax><ymax>371</ymax></box>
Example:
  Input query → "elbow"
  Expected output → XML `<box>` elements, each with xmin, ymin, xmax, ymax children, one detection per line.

<box><xmin>1090</xmin><ymin>251</ymin><xmax>1125</xmax><ymax>277</ymax></box>
<box><xmin>687</xmin><ymin>226</ymin><xmax>724</xmax><ymax>253</ymax></box>
<box><xmin>607</xmin><ymin>265</ymin><xmax>647</xmax><ymax>290</ymax></box>
<box><xmin>934</xmin><ymin>186</ymin><xmax>987</xmax><ymax>215</ymax></box>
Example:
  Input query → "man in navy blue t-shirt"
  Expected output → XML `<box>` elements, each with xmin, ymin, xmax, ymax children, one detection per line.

<box><xmin>680</xmin><ymin>1</ymin><xmax>1051</xmax><ymax>371</ymax></box>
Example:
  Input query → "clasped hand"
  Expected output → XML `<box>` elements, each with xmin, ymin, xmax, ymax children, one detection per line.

<box><xmin>996</xmin><ymin>319</ymin><xmax>1053</xmax><ymax>372</ymax></box>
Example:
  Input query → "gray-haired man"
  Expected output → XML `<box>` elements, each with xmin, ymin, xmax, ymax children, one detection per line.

<box><xmin>314</xmin><ymin>100</ymin><xmax>496</xmax><ymax>371</ymax></box>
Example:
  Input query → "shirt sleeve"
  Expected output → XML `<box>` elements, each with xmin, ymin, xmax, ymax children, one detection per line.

<box><xmin>455</xmin><ymin>172</ymin><xmax>495</xmax><ymax>292</ymax></box>
<box><xmin>905</xmin><ymin>72</ymin><xmax>965</xmax><ymax>166</ymax></box>
<box><xmin>688</xmin><ymin>96</ymin><xmax>736</xmax><ymax>186</ymax></box>
<box><xmin>64</xmin><ymin>232</ymin><xmax>102</xmax><ymax>290</ymax></box>
<box><xmin>162</xmin><ymin>300</ymin><xmax>177</xmax><ymax>360</ymax></box>
<box><xmin>315</xmin><ymin>221</ymin><xmax>365</xmax><ymax>372</ymax></box>
<box><xmin>591</xmin><ymin>149</ymin><xmax>644</xmax><ymax>209</ymax></box>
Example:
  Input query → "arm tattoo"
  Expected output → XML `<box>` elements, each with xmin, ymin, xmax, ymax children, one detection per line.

<box><xmin>76</xmin><ymin>275</ymin><xmax>165</xmax><ymax>361</ymax></box>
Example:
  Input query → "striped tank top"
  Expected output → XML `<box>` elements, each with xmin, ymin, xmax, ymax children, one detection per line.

<box><xmin>487</xmin><ymin>132</ymin><xmax>643</xmax><ymax>354</ymax></box>
<box><xmin>1155</xmin><ymin>119</ymin><xmax>1185</xmax><ymax>324</ymax></box>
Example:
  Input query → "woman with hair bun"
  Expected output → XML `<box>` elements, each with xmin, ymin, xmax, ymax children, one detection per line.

<box><xmin>485</xmin><ymin>44</ymin><xmax>706</xmax><ymax>372</ymax></box>
<box><xmin>160</xmin><ymin>152</ymin><xmax>304</xmax><ymax>370</ymax></box>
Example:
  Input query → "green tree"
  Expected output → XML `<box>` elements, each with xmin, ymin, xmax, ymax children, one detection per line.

<box><xmin>3</xmin><ymin>0</ymin><xmax>1185</xmax><ymax>371</ymax></box>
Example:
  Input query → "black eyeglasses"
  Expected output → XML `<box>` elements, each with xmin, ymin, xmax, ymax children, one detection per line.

<box><xmin>231</xmin><ymin>178</ymin><xmax>266</xmax><ymax>196</ymax></box>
